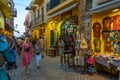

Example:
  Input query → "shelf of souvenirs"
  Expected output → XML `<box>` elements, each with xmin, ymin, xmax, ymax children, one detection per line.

<box><xmin>95</xmin><ymin>53</ymin><xmax>120</xmax><ymax>69</ymax></box>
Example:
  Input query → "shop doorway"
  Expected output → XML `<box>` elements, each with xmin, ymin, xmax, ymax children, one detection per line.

<box><xmin>50</xmin><ymin>30</ymin><xmax>55</xmax><ymax>47</ymax></box>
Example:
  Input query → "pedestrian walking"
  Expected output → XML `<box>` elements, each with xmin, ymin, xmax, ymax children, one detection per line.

<box><xmin>58</xmin><ymin>38</ymin><xmax>65</xmax><ymax>66</ymax></box>
<box><xmin>34</xmin><ymin>39</ymin><xmax>43</xmax><ymax>69</ymax></box>
<box><xmin>22</xmin><ymin>37</ymin><xmax>34</xmax><ymax>74</ymax></box>
<box><xmin>8</xmin><ymin>36</ymin><xmax>17</xmax><ymax>69</ymax></box>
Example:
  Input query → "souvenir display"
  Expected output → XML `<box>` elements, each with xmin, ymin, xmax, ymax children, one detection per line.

<box><xmin>113</xmin><ymin>15</ymin><xmax>120</xmax><ymax>30</ymax></box>
<box><xmin>93</xmin><ymin>22</ymin><xmax>101</xmax><ymax>38</ymax></box>
<box><xmin>92</xmin><ymin>14</ymin><xmax>120</xmax><ymax>76</ymax></box>
<box><xmin>102</xmin><ymin>17</ymin><xmax>112</xmax><ymax>31</ymax></box>
<box><xmin>93</xmin><ymin>38</ymin><xmax>101</xmax><ymax>52</ymax></box>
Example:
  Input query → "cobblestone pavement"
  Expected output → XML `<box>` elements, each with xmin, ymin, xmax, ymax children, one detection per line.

<box><xmin>7</xmin><ymin>55</ymin><xmax>118</xmax><ymax>80</ymax></box>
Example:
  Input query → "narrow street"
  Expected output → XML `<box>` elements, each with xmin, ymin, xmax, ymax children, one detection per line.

<box><xmin>7</xmin><ymin>54</ymin><xmax>116</xmax><ymax>80</ymax></box>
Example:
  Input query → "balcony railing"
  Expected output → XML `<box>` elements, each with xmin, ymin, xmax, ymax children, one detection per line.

<box><xmin>46</xmin><ymin>0</ymin><xmax>68</xmax><ymax>12</ymax></box>
<box><xmin>30</xmin><ymin>15</ymin><xmax>45</xmax><ymax>28</ymax></box>
<box><xmin>97</xmin><ymin>0</ymin><xmax>113</xmax><ymax>5</ymax></box>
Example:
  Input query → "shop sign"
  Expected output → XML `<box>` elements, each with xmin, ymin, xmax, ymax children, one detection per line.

<box><xmin>69</xmin><ymin>17</ymin><xmax>78</xmax><ymax>25</ymax></box>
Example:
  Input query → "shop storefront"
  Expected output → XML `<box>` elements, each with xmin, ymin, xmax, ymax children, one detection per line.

<box><xmin>91</xmin><ymin>5</ymin><xmax>120</xmax><ymax>76</ymax></box>
<box><xmin>46</xmin><ymin>5</ymin><xmax>79</xmax><ymax>48</ymax></box>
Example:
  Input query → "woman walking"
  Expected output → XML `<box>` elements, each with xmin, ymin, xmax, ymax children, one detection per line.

<box><xmin>22</xmin><ymin>37</ymin><xmax>34</xmax><ymax>74</ymax></box>
<box><xmin>34</xmin><ymin>39</ymin><xmax>43</xmax><ymax>69</ymax></box>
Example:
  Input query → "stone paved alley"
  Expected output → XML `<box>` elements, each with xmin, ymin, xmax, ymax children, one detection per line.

<box><xmin>7</xmin><ymin>55</ymin><xmax>117</xmax><ymax>80</ymax></box>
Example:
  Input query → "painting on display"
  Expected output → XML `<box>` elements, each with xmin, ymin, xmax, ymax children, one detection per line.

<box><xmin>112</xmin><ymin>42</ymin><xmax>120</xmax><ymax>53</ymax></box>
<box><xmin>102</xmin><ymin>17</ymin><xmax>112</xmax><ymax>31</ymax></box>
<box><xmin>102</xmin><ymin>31</ymin><xmax>109</xmax><ymax>41</ymax></box>
<box><xmin>108</xmin><ymin>31</ymin><xmax>116</xmax><ymax>41</ymax></box>
<box><xmin>104</xmin><ymin>41</ymin><xmax>112</xmax><ymax>52</ymax></box>
<box><xmin>93</xmin><ymin>38</ymin><xmax>101</xmax><ymax>52</ymax></box>
<box><xmin>116</xmin><ymin>31</ymin><xmax>120</xmax><ymax>41</ymax></box>
<box><xmin>93</xmin><ymin>22</ymin><xmax>101</xmax><ymax>38</ymax></box>
<box><xmin>113</xmin><ymin>15</ymin><xmax>120</xmax><ymax>30</ymax></box>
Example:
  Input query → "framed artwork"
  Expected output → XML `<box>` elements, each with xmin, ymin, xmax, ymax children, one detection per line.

<box><xmin>93</xmin><ymin>22</ymin><xmax>101</xmax><ymax>38</ymax></box>
<box><xmin>102</xmin><ymin>17</ymin><xmax>112</xmax><ymax>31</ymax></box>
<box><xmin>113</xmin><ymin>15</ymin><xmax>120</xmax><ymax>30</ymax></box>
<box><xmin>93</xmin><ymin>38</ymin><xmax>101</xmax><ymax>52</ymax></box>
<box><xmin>116</xmin><ymin>31</ymin><xmax>120</xmax><ymax>41</ymax></box>
<box><xmin>104</xmin><ymin>41</ymin><xmax>111</xmax><ymax>52</ymax></box>
<box><xmin>102</xmin><ymin>31</ymin><xmax>109</xmax><ymax>41</ymax></box>
<box><xmin>108</xmin><ymin>31</ymin><xmax>116</xmax><ymax>41</ymax></box>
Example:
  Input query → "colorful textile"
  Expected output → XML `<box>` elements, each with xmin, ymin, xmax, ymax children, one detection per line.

<box><xmin>0</xmin><ymin>69</ymin><xmax>10</xmax><ymax>80</ymax></box>
<box><xmin>0</xmin><ymin>34</ymin><xmax>9</xmax><ymax>52</ymax></box>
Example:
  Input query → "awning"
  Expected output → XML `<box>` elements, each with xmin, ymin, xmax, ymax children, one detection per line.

<box><xmin>0</xmin><ymin>0</ymin><xmax>12</xmax><ymax>19</ymax></box>
<box><xmin>90</xmin><ymin>0</ymin><xmax>120</xmax><ymax>14</ymax></box>
<box><xmin>48</xmin><ymin>3</ymin><xmax>77</xmax><ymax>19</ymax></box>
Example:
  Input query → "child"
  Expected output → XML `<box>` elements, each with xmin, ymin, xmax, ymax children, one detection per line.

<box><xmin>34</xmin><ymin>39</ymin><xmax>43</xmax><ymax>69</ymax></box>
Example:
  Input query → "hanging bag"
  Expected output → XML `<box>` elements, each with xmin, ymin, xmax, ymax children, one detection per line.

<box><xmin>0</xmin><ymin>34</ymin><xmax>9</xmax><ymax>52</ymax></box>
<box><xmin>24</xmin><ymin>43</ymin><xmax>30</xmax><ymax>52</ymax></box>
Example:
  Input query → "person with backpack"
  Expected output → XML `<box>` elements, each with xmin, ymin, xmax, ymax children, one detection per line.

<box><xmin>8</xmin><ymin>36</ymin><xmax>17</xmax><ymax>70</ymax></box>
<box><xmin>22</xmin><ymin>37</ymin><xmax>34</xmax><ymax>74</ymax></box>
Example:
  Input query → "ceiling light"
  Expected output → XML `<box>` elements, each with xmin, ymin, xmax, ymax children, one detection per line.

<box><xmin>112</xmin><ymin>9</ymin><xmax>120</xmax><ymax>12</ymax></box>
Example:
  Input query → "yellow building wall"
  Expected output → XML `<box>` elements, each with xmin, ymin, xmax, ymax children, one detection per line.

<box><xmin>72</xmin><ymin>7</ymin><xmax>79</xmax><ymax>17</ymax></box>
<box><xmin>32</xmin><ymin>29</ymin><xmax>39</xmax><ymax>40</ymax></box>
<box><xmin>0</xmin><ymin>11</ymin><xmax>5</xmax><ymax>29</ymax></box>
<box><xmin>46</xmin><ymin>6</ymin><xmax>79</xmax><ymax>48</ymax></box>
<box><xmin>92</xmin><ymin>11</ymin><xmax>120</xmax><ymax>53</ymax></box>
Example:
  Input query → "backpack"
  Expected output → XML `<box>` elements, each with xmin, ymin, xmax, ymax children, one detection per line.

<box><xmin>1</xmin><ymin>50</ymin><xmax>15</xmax><ymax>63</ymax></box>
<box><xmin>0</xmin><ymin>34</ymin><xmax>9</xmax><ymax>52</ymax></box>
<box><xmin>0</xmin><ymin>69</ymin><xmax>10</xmax><ymax>80</ymax></box>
